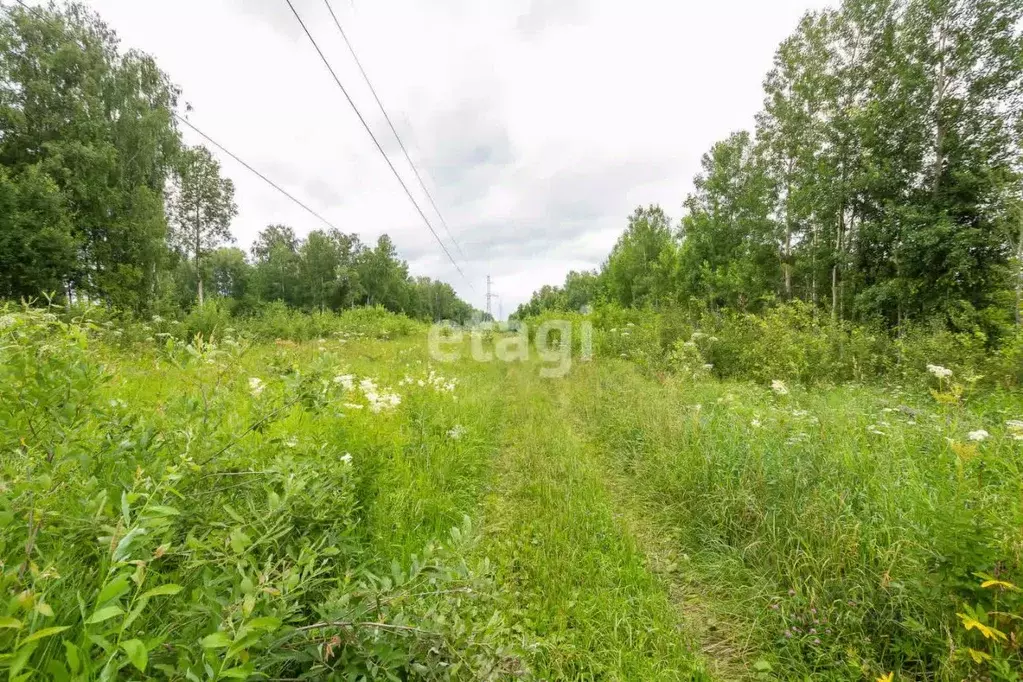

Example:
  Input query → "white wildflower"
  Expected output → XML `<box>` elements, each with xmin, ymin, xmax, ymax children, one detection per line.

<box><xmin>340</xmin><ymin>452</ymin><xmax>353</xmax><ymax>465</ymax></box>
<box><xmin>702</xmin><ymin>364</ymin><xmax>714</xmax><ymax>371</ymax></box>
<box><xmin>927</xmin><ymin>364</ymin><xmax>953</xmax><ymax>379</ymax></box>
<box><xmin>344</xmin><ymin>403</ymin><xmax>364</xmax><ymax>410</ymax></box>
<box><xmin>967</xmin><ymin>429</ymin><xmax>990</xmax><ymax>442</ymax></box>
<box><xmin>285</xmin><ymin>437</ymin><xmax>299</xmax><ymax>448</ymax></box>
<box><xmin>333</xmin><ymin>374</ymin><xmax>355</xmax><ymax>390</ymax></box>
<box><xmin>0</xmin><ymin>314</ymin><xmax>16</xmax><ymax>329</ymax></box>
<box><xmin>151</xmin><ymin>315</ymin><xmax>164</xmax><ymax>323</ymax></box>
<box><xmin>751</xmin><ymin>419</ymin><xmax>762</xmax><ymax>428</ymax></box>
<box><xmin>771</xmin><ymin>380</ymin><xmax>789</xmax><ymax>396</ymax></box>
<box><xmin>448</xmin><ymin>425</ymin><xmax>466</xmax><ymax>440</ymax></box>
<box><xmin>248</xmin><ymin>377</ymin><xmax>265</xmax><ymax>397</ymax></box>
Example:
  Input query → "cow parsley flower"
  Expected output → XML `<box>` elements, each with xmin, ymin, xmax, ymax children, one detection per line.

<box><xmin>967</xmin><ymin>429</ymin><xmax>990</xmax><ymax>442</ymax></box>
<box><xmin>248</xmin><ymin>377</ymin><xmax>265</xmax><ymax>397</ymax></box>
<box><xmin>927</xmin><ymin>364</ymin><xmax>953</xmax><ymax>379</ymax></box>
<box><xmin>333</xmin><ymin>374</ymin><xmax>355</xmax><ymax>391</ymax></box>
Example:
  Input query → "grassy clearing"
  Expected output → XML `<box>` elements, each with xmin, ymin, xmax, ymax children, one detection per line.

<box><xmin>5</xmin><ymin>307</ymin><xmax>1023</xmax><ymax>680</ymax></box>
<box><xmin>480</xmin><ymin>362</ymin><xmax>708</xmax><ymax>681</ymax></box>
<box><xmin>1</xmin><ymin>310</ymin><xmax>523</xmax><ymax>680</ymax></box>
<box><xmin>574</xmin><ymin>359</ymin><xmax>1023</xmax><ymax>680</ymax></box>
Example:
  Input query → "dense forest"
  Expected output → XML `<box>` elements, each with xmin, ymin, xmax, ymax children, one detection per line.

<box><xmin>0</xmin><ymin>2</ymin><xmax>478</xmax><ymax>323</ymax></box>
<box><xmin>517</xmin><ymin>0</ymin><xmax>1023</xmax><ymax>340</ymax></box>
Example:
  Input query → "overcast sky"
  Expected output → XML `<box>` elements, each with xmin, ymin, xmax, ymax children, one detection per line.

<box><xmin>71</xmin><ymin>0</ymin><xmax>832</xmax><ymax>316</ymax></box>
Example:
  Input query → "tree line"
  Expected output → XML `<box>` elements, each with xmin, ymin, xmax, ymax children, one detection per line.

<box><xmin>518</xmin><ymin>0</ymin><xmax>1023</xmax><ymax>337</ymax></box>
<box><xmin>0</xmin><ymin>2</ymin><xmax>478</xmax><ymax>323</ymax></box>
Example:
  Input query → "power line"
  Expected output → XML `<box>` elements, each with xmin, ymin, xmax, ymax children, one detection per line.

<box><xmin>4</xmin><ymin>0</ymin><xmax>474</xmax><ymax>295</ymax></box>
<box><xmin>321</xmin><ymin>0</ymin><xmax>469</xmax><ymax>264</ymax></box>
<box><xmin>174</xmin><ymin>113</ymin><xmax>344</xmax><ymax>234</ymax></box>
<box><xmin>282</xmin><ymin>0</ymin><xmax>473</xmax><ymax>290</ymax></box>
<box><xmin>3</xmin><ymin>1</ymin><xmax>345</xmax><ymax>236</ymax></box>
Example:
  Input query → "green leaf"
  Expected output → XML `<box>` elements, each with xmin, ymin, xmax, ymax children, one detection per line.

<box><xmin>146</xmin><ymin>505</ymin><xmax>181</xmax><ymax>517</ymax></box>
<box><xmin>0</xmin><ymin>617</ymin><xmax>22</xmax><ymax>630</ymax></box>
<box><xmin>21</xmin><ymin>625</ymin><xmax>71</xmax><ymax>645</ymax></box>
<box><xmin>229</xmin><ymin>529</ymin><xmax>251</xmax><ymax>554</ymax></box>
<box><xmin>140</xmin><ymin>584</ymin><xmax>183</xmax><ymax>599</ymax></box>
<box><xmin>121</xmin><ymin>600</ymin><xmax>148</xmax><ymax>632</ymax></box>
<box><xmin>121</xmin><ymin>639</ymin><xmax>148</xmax><ymax>673</ymax></box>
<box><xmin>121</xmin><ymin>490</ymin><xmax>131</xmax><ymax>526</ymax></box>
<box><xmin>9</xmin><ymin>642</ymin><xmax>36</xmax><ymax>678</ymax></box>
<box><xmin>63</xmin><ymin>642</ymin><xmax>80</xmax><ymax>674</ymax></box>
<box><xmin>200</xmin><ymin>632</ymin><xmax>232</xmax><ymax>649</ymax></box>
<box><xmin>222</xmin><ymin>505</ymin><xmax>245</xmax><ymax>524</ymax></box>
<box><xmin>246</xmin><ymin>617</ymin><xmax>281</xmax><ymax>632</ymax></box>
<box><xmin>97</xmin><ymin>574</ymin><xmax>132</xmax><ymax>605</ymax></box>
<box><xmin>85</xmin><ymin>605</ymin><xmax>124</xmax><ymax>625</ymax></box>
<box><xmin>112</xmin><ymin>527</ymin><xmax>147</xmax><ymax>562</ymax></box>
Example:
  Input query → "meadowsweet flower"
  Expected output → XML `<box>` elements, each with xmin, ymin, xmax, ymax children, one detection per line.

<box><xmin>0</xmin><ymin>314</ymin><xmax>17</xmax><ymax>329</ymax></box>
<box><xmin>771</xmin><ymin>380</ymin><xmax>789</xmax><ymax>396</ymax></box>
<box><xmin>967</xmin><ymin>429</ymin><xmax>990</xmax><ymax>442</ymax></box>
<box><xmin>248</xmin><ymin>377</ymin><xmax>265</xmax><ymax>397</ymax></box>
<box><xmin>927</xmin><ymin>364</ymin><xmax>953</xmax><ymax>379</ymax></box>
<box><xmin>344</xmin><ymin>403</ymin><xmax>364</xmax><ymax>410</ymax></box>
<box><xmin>1006</xmin><ymin>420</ymin><xmax>1023</xmax><ymax>440</ymax></box>
<box><xmin>333</xmin><ymin>374</ymin><xmax>355</xmax><ymax>390</ymax></box>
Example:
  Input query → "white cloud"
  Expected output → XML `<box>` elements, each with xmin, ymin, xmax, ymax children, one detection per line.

<box><xmin>70</xmin><ymin>0</ymin><xmax>833</xmax><ymax>314</ymax></box>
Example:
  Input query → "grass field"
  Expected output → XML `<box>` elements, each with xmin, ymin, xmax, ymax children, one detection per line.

<box><xmin>3</xmin><ymin>309</ymin><xmax>1023</xmax><ymax>680</ymax></box>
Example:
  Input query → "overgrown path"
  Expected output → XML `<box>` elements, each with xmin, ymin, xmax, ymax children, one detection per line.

<box><xmin>480</xmin><ymin>361</ymin><xmax>711</xmax><ymax>681</ymax></box>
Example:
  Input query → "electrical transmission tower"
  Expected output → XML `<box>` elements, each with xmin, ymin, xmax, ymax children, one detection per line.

<box><xmin>486</xmin><ymin>276</ymin><xmax>499</xmax><ymax>320</ymax></box>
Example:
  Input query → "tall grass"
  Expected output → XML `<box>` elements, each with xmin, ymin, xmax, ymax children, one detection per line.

<box><xmin>0</xmin><ymin>307</ymin><xmax>522</xmax><ymax>680</ymax></box>
<box><xmin>574</xmin><ymin>359</ymin><xmax>1023</xmax><ymax>679</ymax></box>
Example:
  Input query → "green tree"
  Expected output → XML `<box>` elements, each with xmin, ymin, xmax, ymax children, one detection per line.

<box><xmin>298</xmin><ymin>229</ymin><xmax>360</xmax><ymax>312</ymax></box>
<box><xmin>252</xmin><ymin>224</ymin><xmax>301</xmax><ymax>305</ymax></box>
<box><xmin>166</xmin><ymin>145</ymin><xmax>237</xmax><ymax>307</ymax></box>
<box><xmin>357</xmin><ymin>235</ymin><xmax>411</xmax><ymax>312</ymax></box>
<box><xmin>0</xmin><ymin>166</ymin><xmax>76</xmax><ymax>300</ymax></box>
<box><xmin>680</xmin><ymin>131</ymin><xmax>779</xmax><ymax>311</ymax></box>
<box><xmin>602</xmin><ymin>206</ymin><xmax>677</xmax><ymax>308</ymax></box>
<box><xmin>0</xmin><ymin>2</ymin><xmax>181</xmax><ymax>309</ymax></box>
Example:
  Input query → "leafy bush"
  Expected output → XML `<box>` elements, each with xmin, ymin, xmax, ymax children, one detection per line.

<box><xmin>0</xmin><ymin>310</ymin><xmax>524</xmax><ymax>680</ymax></box>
